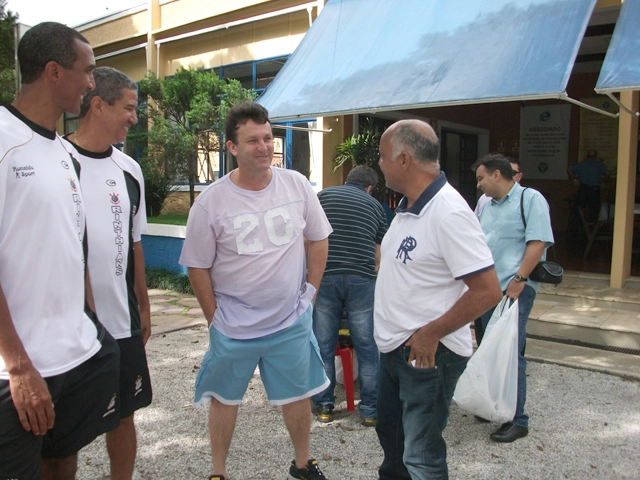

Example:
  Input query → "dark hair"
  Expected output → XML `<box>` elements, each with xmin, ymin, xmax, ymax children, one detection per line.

<box><xmin>345</xmin><ymin>165</ymin><xmax>378</xmax><ymax>188</ymax></box>
<box><xmin>18</xmin><ymin>22</ymin><xmax>90</xmax><ymax>84</ymax></box>
<box><xmin>224</xmin><ymin>102</ymin><xmax>270</xmax><ymax>144</ymax></box>
<box><xmin>506</xmin><ymin>156</ymin><xmax>521</xmax><ymax>176</ymax></box>
<box><xmin>80</xmin><ymin>67</ymin><xmax>137</xmax><ymax>118</ymax></box>
<box><xmin>471</xmin><ymin>153</ymin><xmax>514</xmax><ymax>181</ymax></box>
<box><xmin>391</xmin><ymin>123</ymin><xmax>440</xmax><ymax>165</ymax></box>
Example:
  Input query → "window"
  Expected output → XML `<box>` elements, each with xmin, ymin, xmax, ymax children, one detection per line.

<box><xmin>217</xmin><ymin>55</ymin><xmax>289</xmax><ymax>94</ymax></box>
<box><xmin>220</xmin><ymin>62</ymin><xmax>253</xmax><ymax>89</ymax></box>
<box><xmin>256</xmin><ymin>58</ymin><xmax>288</xmax><ymax>90</ymax></box>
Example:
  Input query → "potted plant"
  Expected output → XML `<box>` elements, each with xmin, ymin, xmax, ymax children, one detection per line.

<box><xmin>334</xmin><ymin>117</ymin><xmax>386</xmax><ymax>199</ymax></box>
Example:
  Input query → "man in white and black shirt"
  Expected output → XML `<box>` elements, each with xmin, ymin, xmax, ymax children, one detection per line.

<box><xmin>65</xmin><ymin>66</ymin><xmax>151</xmax><ymax>480</ymax></box>
<box><xmin>0</xmin><ymin>23</ymin><xmax>120</xmax><ymax>480</ymax></box>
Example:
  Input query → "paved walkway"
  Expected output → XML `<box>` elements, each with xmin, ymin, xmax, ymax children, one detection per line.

<box><xmin>532</xmin><ymin>271</ymin><xmax>640</xmax><ymax>353</ymax></box>
<box><xmin>148</xmin><ymin>272</ymin><xmax>640</xmax><ymax>381</ymax></box>
<box><xmin>149</xmin><ymin>289</ymin><xmax>204</xmax><ymax>335</ymax></box>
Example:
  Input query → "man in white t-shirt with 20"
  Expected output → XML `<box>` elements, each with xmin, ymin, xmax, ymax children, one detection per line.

<box><xmin>180</xmin><ymin>102</ymin><xmax>333</xmax><ymax>480</ymax></box>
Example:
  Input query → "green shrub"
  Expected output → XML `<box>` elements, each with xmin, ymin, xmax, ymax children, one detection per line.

<box><xmin>147</xmin><ymin>213</ymin><xmax>188</xmax><ymax>226</ymax></box>
<box><xmin>146</xmin><ymin>268</ymin><xmax>193</xmax><ymax>294</ymax></box>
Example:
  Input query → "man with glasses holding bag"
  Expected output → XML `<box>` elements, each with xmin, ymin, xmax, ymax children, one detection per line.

<box><xmin>472</xmin><ymin>153</ymin><xmax>554</xmax><ymax>443</ymax></box>
<box><xmin>473</xmin><ymin>157</ymin><xmax>523</xmax><ymax>345</ymax></box>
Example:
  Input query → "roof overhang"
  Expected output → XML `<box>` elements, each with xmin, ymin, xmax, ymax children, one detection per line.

<box><xmin>257</xmin><ymin>0</ymin><xmax>598</xmax><ymax>121</ymax></box>
<box><xmin>595</xmin><ymin>0</ymin><xmax>640</xmax><ymax>94</ymax></box>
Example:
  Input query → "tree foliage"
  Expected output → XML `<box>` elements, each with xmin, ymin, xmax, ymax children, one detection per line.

<box><xmin>131</xmin><ymin>67</ymin><xmax>256</xmax><ymax>214</ymax></box>
<box><xmin>0</xmin><ymin>0</ymin><xmax>17</xmax><ymax>105</ymax></box>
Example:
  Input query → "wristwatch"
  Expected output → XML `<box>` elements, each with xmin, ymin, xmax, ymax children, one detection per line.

<box><xmin>514</xmin><ymin>273</ymin><xmax>527</xmax><ymax>282</ymax></box>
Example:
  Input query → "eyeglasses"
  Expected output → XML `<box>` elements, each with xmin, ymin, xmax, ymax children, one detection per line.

<box><xmin>512</xmin><ymin>170</ymin><xmax>522</xmax><ymax>176</ymax></box>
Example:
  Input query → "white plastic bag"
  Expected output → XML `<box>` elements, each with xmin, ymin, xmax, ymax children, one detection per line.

<box><xmin>453</xmin><ymin>296</ymin><xmax>519</xmax><ymax>424</ymax></box>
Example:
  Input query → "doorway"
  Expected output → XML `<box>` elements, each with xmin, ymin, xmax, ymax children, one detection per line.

<box><xmin>440</xmin><ymin>129</ymin><xmax>479</xmax><ymax>208</ymax></box>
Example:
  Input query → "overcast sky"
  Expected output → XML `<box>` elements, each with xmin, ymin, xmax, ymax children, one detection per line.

<box><xmin>7</xmin><ymin>0</ymin><xmax>144</xmax><ymax>28</ymax></box>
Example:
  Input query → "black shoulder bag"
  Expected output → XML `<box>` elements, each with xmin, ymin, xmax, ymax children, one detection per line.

<box><xmin>520</xmin><ymin>188</ymin><xmax>563</xmax><ymax>285</ymax></box>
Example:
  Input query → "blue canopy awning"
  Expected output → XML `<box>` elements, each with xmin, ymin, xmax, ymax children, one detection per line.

<box><xmin>595</xmin><ymin>0</ymin><xmax>640</xmax><ymax>94</ymax></box>
<box><xmin>257</xmin><ymin>0</ymin><xmax>597</xmax><ymax>121</ymax></box>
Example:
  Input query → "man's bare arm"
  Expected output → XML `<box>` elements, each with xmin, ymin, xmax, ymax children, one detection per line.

<box><xmin>133</xmin><ymin>242</ymin><xmax>152</xmax><ymax>344</ymax></box>
<box><xmin>0</xmin><ymin>284</ymin><xmax>55</xmax><ymax>434</ymax></box>
<box><xmin>406</xmin><ymin>268</ymin><xmax>502</xmax><ymax>368</ymax></box>
<box><xmin>85</xmin><ymin>266</ymin><xmax>96</xmax><ymax>314</ymax></box>
<box><xmin>306</xmin><ymin>237</ymin><xmax>329</xmax><ymax>295</ymax></box>
<box><xmin>188</xmin><ymin>267</ymin><xmax>217</xmax><ymax>326</ymax></box>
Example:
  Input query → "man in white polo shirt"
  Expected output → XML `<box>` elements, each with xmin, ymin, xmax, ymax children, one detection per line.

<box><xmin>374</xmin><ymin>119</ymin><xmax>502</xmax><ymax>479</ymax></box>
<box><xmin>65</xmin><ymin>66</ymin><xmax>152</xmax><ymax>480</ymax></box>
<box><xmin>0</xmin><ymin>22</ymin><xmax>120</xmax><ymax>480</ymax></box>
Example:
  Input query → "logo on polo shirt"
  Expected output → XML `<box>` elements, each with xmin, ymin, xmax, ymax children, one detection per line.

<box><xmin>396</xmin><ymin>236</ymin><xmax>416</xmax><ymax>264</ymax></box>
<box><xmin>67</xmin><ymin>175</ymin><xmax>78</xmax><ymax>192</ymax></box>
<box><xmin>12</xmin><ymin>165</ymin><xmax>35</xmax><ymax>179</ymax></box>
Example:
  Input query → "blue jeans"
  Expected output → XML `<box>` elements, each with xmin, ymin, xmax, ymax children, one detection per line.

<box><xmin>480</xmin><ymin>285</ymin><xmax>536</xmax><ymax>428</ymax></box>
<box><xmin>376</xmin><ymin>342</ymin><xmax>468</xmax><ymax>480</ymax></box>
<box><xmin>311</xmin><ymin>274</ymin><xmax>379</xmax><ymax>419</ymax></box>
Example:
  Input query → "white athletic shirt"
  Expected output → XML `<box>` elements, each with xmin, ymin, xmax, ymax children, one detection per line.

<box><xmin>179</xmin><ymin>167</ymin><xmax>332</xmax><ymax>339</ymax></box>
<box><xmin>0</xmin><ymin>106</ymin><xmax>101</xmax><ymax>379</ymax></box>
<box><xmin>68</xmin><ymin>142</ymin><xmax>147</xmax><ymax>339</ymax></box>
<box><xmin>374</xmin><ymin>174</ymin><xmax>494</xmax><ymax>357</ymax></box>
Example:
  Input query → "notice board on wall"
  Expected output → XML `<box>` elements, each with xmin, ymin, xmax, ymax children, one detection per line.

<box><xmin>519</xmin><ymin>104</ymin><xmax>571</xmax><ymax>180</ymax></box>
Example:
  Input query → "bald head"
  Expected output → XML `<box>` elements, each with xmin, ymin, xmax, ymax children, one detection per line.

<box><xmin>384</xmin><ymin>119</ymin><xmax>440</xmax><ymax>167</ymax></box>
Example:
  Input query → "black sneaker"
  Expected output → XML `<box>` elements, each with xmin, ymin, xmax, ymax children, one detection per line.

<box><xmin>316</xmin><ymin>405</ymin><xmax>333</xmax><ymax>423</ymax></box>
<box><xmin>288</xmin><ymin>459</ymin><xmax>328</xmax><ymax>480</ymax></box>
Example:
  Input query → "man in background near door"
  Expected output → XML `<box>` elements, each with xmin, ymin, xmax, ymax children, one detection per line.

<box><xmin>568</xmin><ymin>149</ymin><xmax>609</xmax><ymax>222</ymax></box>
<box><xmin>474</xmin><ymin>157</ymin><xmax>523</xmax><ymax>345</ymax></box>
<box><xmin>474</xmin><ymin>153</ymin><xmax>554</xmax><ymax>443</ymax></box>
<box><xmin>0</xmin><ymin>22</ymin><xmax>120</xmax><ymax>480</ymax></box>
<box><xmin>65</xmin><ymin>66</ymin><xmax>152</xmax><ymax>480</ymax></box>
<box><xmin>312</xmin><ymin>165</ymin><xmax>387</xmax><ymax>427</ymax></box>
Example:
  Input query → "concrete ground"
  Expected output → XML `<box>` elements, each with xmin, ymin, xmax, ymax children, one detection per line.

<box><xmin>148</xmin><ymin>273</ymin><xmax>640</xmax><ymax>382</ymax></box>
<box><xmin>75</xmin><ymin>277</ymin><xmax>640</xmax><ymax>479</ymax></box>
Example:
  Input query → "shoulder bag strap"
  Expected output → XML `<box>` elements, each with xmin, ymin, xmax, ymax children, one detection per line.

<box><xmin>520</xmin><ymin>186</ymin><xmax>529</xmax><ymax>229</ymax></box>
<box><xmin>520</xmin><ymin>186</ymin><xmax>557</xmax><ymax>261</ymax></box>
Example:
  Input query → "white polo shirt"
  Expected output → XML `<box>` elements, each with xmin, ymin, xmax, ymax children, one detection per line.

<box><xmin>374</xmin><ymin>173</ymin><xmax>494</xmax><ymax>357</ymax></box>
<box><xmin>70</xmin><ymin>142</ymin><xmax>147</xmax><ymax>339</ymax></box>
<box><xmin>0</xmin><ymin>106</ymin><xmax>101</xmax><ymax>379</ymax></box>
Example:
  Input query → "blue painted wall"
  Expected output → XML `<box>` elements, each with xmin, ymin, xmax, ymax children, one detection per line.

<box><xmin>141</xmin><ymin>225</ymin><xmax>188</xmax><ymax>275</ymax></box>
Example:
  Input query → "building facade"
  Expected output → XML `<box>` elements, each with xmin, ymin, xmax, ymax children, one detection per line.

<box><xmin>73</xmin><ymin>0</ymin><xmax>638</xmax><ymax>284</ymax></box>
